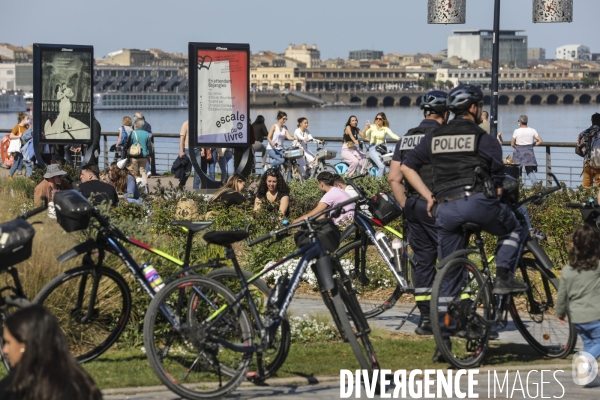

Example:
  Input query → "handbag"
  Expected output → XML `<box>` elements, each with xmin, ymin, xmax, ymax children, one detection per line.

<box><xmin>128</xmin><ymin>130</ymin><xmax>142</xmax><ymax>157</ymax></box>
<box><xmin>201</xmin><ymin>148</ymin><xmax>214</xmax><ymax>163</ymax></box>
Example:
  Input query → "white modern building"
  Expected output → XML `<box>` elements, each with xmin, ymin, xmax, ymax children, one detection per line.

<box><xmin>448</xmin><ymin>30</ymin><xmax>528</xmax><ymax>68</ymax></box>
<box><xmin>556</xmin><ymin>45</ymin><xmax>591</xmax><ymax>61</ymax></box>
<box><xmin>0</xmin><ymin>64</ymin><xmax>16</xmax><ymax>91</ymax></box>
<box><xmin>284</xmin><ymin>44</ymin><xmax>320</xmax><ymax>69</ymax></box>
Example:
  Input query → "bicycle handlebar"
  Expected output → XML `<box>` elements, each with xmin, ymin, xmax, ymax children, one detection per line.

<box><xmin>566</xmin><ymin>201</ymin><xmax>597</xmax><ymax>209</ymax></box>
<box><xmin>19</xmin><ymin>196</ymin><xmax>48</xmax><ymax>220</ymax></box>
<box><xmin>517</xmin><ymin>173</ymin><xmax>561</xmax><ymax>207</ymax></box>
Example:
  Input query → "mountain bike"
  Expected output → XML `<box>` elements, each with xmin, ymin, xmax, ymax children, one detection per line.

<box><xmin>335</xmin><ymin>175</ymin><xmax>418</xmax><ymax>323</ymax></box>
<box><xmin>0</xmin><ymin>198</ymin><xmax>48</xmax><ymax>371</ymax></box>
<box><xmin>430</xmin><ymin>173</ymin><xmax>577</xmax><ymax>369</ymax></box>
<box><xmin>33</xmin><ymin>190</ymin><xmax>290</xmax><ymax>376</ymax></box>
<box><xmin>143</xmin><ymin>197</ymin><xmax>380</xmax><ymax>399</ymax></box>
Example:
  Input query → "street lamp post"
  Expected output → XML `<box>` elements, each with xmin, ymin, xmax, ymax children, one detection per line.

<box><xmin>427</xmin><ymin>0</ymin><xmax>573</xmax><ymax>137</ymax></box>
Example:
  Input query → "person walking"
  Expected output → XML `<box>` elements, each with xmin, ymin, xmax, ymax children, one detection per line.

<box><xmin>401</xmin><ymin>85</ymin><xmax>528</xmax><ymax>361</ymax></box>
<box><xmin>178</xmin><ymin>120</ymin><xmax>201</xmax><ymax>190</ymax></box>
<box><xmin>8</xmin><ymin>112</ymin><xmax>29</xmax><ymax>178</ymax></box>
<box><xmin>557</xmin><ymin>225</ymin><xmax>600</xmax><ymax>387</ymax></box>
<box><xmin>576</xmin><ymin>113</ymin><xmax>600</xmax><ymax>188</ymax></box>
<box><xmin>115</xmin><ymin>116</ymin><xmax>133</xmax><ymax>159</ymax></box>
<box><xmin>511</xmin><ymin>115</ymin><xmax>543</xmax><ymax>185</ymax></box>
<box><xmin>388</xmin><ymin>90</ymin><xmax>449</xmax><ymax>336</ymax></box>
<box><xmin>134</xmin><ymin>112</ymin><xmax>153</xmax><ymax>177</ymax></box>
<box><xmin>0</xmin><ymin>305</ymin><xmax>102</xmax><ymax>400</ymax></box>
<box><xmin>266</xmin><ymin>111</ymin><xmax>295</xmax><ymax>169</ymax></box>
<box><xmin>128</xmin><ymin>118</ymin><xmax>152</xmax><ymax>186</ymax></box>
<box><xmin>252</xmin><ymin>115</ymin><xmax>269</xmax><ymax>171</ymax></box>
<box><xmin>341</xmin><ymin>115</ymin><xmax>368</xmax><ymax>175</ymax></box>
<box><xmin>363</xmin><ymin>112</ymin><xmax>399</xmax><ymax>177</ymax></box>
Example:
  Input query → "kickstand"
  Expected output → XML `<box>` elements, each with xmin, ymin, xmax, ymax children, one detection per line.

<box><xmin>395</xmin><ymin>304</ymin><xmax>418</xmax><ymax>331</ymax></box>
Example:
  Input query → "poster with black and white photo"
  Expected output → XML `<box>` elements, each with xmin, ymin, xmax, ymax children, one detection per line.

<box><xmin>34</xmin><ymin>44</ymin><xmax>93</xmax><ymax>143</ymax></box>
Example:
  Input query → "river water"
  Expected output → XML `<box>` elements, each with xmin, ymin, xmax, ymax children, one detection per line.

<box><xmin>1</xmin><ymin>104</ymin><xmax>598</xmax><ymax>185</ymax></box>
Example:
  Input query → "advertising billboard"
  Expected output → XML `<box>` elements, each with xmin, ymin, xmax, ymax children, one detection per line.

<box><xmin>188</xmin><ymin>42</ymin><xmax>250</xmax><ymax>148</ymax></box>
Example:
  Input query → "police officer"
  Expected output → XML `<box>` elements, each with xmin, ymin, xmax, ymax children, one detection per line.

<box><xmin>388</xmin><ymin>90</ymin><xmax>449</xmax><ymax>336</ymax></box>
<box><xmin>400</xmin><ymin>85</ymin><xmax>528</xmax><ymax>358</ymax></box>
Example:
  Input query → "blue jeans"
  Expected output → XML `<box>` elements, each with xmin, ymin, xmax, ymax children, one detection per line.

<box><xmin>217</xmin><ymin>150</ymin><xmax>233</xmax><ymax>182</ymax></box>
<box><xmin>9</xmin><ymin>152</ymin><xmax>23</xmax><ymax>176</ymax></box>
<box><xmin>268</xmin><ymin>148</ymin><xmax>285</xmax><ymax>168</ymax></box>
<box><xmin>575</xmin><ymin>320</ymin><xmax>600</xmax><ymax>360</ymax></box>
<box><xmin>368</xmin><ymin>145</ymin><xmax>386</xmax><ymax>177</ymax></box>
<box><xmin>184</xmin><ymin>148</ymin><xmax>201</xmax><ymax>189</ymax></box>
<box><xmin>24</xmin><ymin>160</ymin><xmax>33</xmax><ymax>177</ymax></box>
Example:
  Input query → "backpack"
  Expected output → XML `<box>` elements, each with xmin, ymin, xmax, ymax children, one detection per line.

<box><xmin>589</xmin><ymin>135</ymin><xmax>600</xmax><ymax>169</ymax></box>
<box><xmin>118</xmin><ymin>126</ymin><xmax>129</xmax><ymax>147</ymax></box>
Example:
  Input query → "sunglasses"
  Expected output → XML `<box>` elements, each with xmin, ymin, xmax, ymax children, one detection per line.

<box><xmin>375</xmin><ymin>117</ymin><xmax>383</xmax><ymax>121</ymax></box>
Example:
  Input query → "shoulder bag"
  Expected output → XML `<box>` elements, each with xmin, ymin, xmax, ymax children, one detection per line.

<box><xmin>128</xmin><ymin>130</ymin><xmax>142</xmax><ymax>157</ymax></box>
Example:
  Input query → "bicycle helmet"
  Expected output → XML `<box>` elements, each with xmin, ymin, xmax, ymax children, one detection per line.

<box><xmin>420</xmin><ymin>90</ymin><xmax>448</xmax><ymax>113</ymax></box>
<box><xmin>447</xmin><ymin>84</ymin><xmax>484</xmax><ymax>113</ymax></box>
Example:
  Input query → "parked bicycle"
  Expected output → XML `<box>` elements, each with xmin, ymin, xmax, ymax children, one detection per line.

<box><xmin>143</xmin><ymin>196</ymin><xmax>380</xmax><ymax>399</ymax></box>
<box><xmin>430</xmin><ymin>173</ymin><xmax>577</xmax><ymax>368</ymax></box>
<box><xmin>0</xmin><ymin>197</ymin><xmax>48</xmax><ymax>371</ymax></box>
<box><xmin>33</xmin><ymin>190</ymin><xmax>289</xmax><ymax>378</ymax></box>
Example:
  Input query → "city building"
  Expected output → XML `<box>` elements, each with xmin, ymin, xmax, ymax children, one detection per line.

<box><xmin>94</xmin><ymin>65</ymin><xmax>184</xmax><ymax>92</ymax></box>
<box><xmin>250</xmin><ymin>67</ymin><xmax>304</xmax><ymax>91</ymax></box>
<box><xmin>528</xmin><ymin>48</ymin><xmax>546</xmax><ymax>60</ymax></box>
<box><xmin>349</xmin><ymin>50</ymin><xmax>384</xmax><ymax>60</ymax></box>
<box><xmin>556</xmin><ymin>45</ymin><xmax>591</xmax><ymax>61</ymax></box>
<box><xmin>15</xmin><ymin>64</ymin><xmax>33</xmax><ymax>91</ymax></box>
<box><xmin>0</xmin><ymin>44</ymin><xmax>32</xmax><ymax>63</ymax></box>
<box><xmin>284</xmin><ymin>44</ymin><xmax>320</xmax><ymax>69</ymax></box>
<box><xmin>0</xmin><ymin>64</ymin><xmax>16</xmax><ymax>90</ymax></box>
<box><xmin>99</xmin><ymin>49</ymin><xmax>155</xmax><ymax>66</ymax></box>
<box><xmin>448</xmin><ymin>30</ymin><xmax>528</xmax><ymax>68</ymax></box>
<box><xmin>251</xmin><ymin>51</ymin><xmax>307</xmax><ymax>68</ymax></box>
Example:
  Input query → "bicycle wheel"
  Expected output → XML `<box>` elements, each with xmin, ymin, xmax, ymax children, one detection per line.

<box><xmin>335</xmin><ymin>240</ymin><xmax>403</xmax><ymax>318</ymax></box>
<box><xmin>33</xmin><ymin>266</ymin><xmax>131</xmax><ymax>363</ymax></box>
<box><xmin>510</xmin><ymin>257</ymin><xmax>576</xmax><ymax>358</ymax></box>
<box><xmin>205</xmin><ymin>268</ymin><xmax>291</xmax><ymax>382</ymax></box>
<box><xmin>326</xmin><ymin>279</ymin><xmax>379</xmax><ymax>372</ymax></box>
<box><xmin>430</xmin><ymin>257</ymin><xmax>492</xmax><ymax>369</ymax></box>
<box><xmin>292</xmin><ymin>164</ymin><xmax>305</xmax><ymax>183</ymax></box>
<box><xmin>144</xmin><ymin>275</ymin><xmax>253</xmax><ymax>400</ymax></box>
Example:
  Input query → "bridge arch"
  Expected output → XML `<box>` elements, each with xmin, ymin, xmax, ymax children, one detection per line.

<box><xmin>547</xmin><ymin>94</ymin><xmax>559</xmax><ymax>105</ymax></box>
<box><xmin>366</xmin><ymin>96</ymin><xmax>378</xmax><ymax>107</ymax></box>
<box><xmin>514</xmin><ymin>95</ymin><xmax>526</xmax><ymax>105</ymax></box>
<box><xmin>415</xmin><ymin>96</ymin><xmax>423</xmax><ymax>107</ymax></box>
<box><xmin>580</xmin><ymin>94</ymin><xmax>591</xmax><ymax>104</ymax></box>
<box><xmin>350</xmin><ymin>96</ymin><xmax>361</xmax><ymax>104</ymax></box>
<box><xmin>530</xmin><ymin>95</ymin><xmax>542</xmax><ymax>105</ymax></box>
<box><xmin>563</xmin><ymin>94</ymin><xmax>575</xmax><ymax>104</ymax></box>
<box><xmin>382</xmin><ymin>96</ymin><xmax>395</xmax><ymax>107</ymax></box>
<box><xmin>499</xmin><ymin>95</ymin><xmax>509</xmax><ymax>105</ymax></box>
<box><xmin>399</xmin><ymin>96</ymin><xmax>411</xmax><ymax>107</ymax></box>
<box><xmin>483</xmin><ymin>95</ymin><xmax>491</xmax><ymax>105</ymax></box>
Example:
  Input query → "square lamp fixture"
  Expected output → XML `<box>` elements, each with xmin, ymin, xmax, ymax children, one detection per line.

<box><xmin>533</xmin><ymin>0</ymin><xmax>573</xmax><ymax>23</ymax></box>
<box><xmin>427</xmin><ymin>0</ymin><xmax>466</xmax><ymax>24</ymax></box>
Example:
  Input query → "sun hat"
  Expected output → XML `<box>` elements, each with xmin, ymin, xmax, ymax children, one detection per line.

<box><xmin>43</xmin><ymin>164</ymin><xmax>67</xmax><ymax>179</ymax></box>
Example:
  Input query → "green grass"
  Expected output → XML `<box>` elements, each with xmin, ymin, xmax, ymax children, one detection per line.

<box><xmin>68</xmin><ymin>337</ymin><xmax>571</xmax><ymax>389</ymax></box>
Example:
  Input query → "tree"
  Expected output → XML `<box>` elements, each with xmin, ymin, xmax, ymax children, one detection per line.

<box><xmin>445</xmin><ymin>80</ymin><xmax>454</xmax><ymax>89</ymax></box>
<box><xmin>581</xmin><ymin>77</ymin><xmax>598</xmax><ymax>88</ymax></box>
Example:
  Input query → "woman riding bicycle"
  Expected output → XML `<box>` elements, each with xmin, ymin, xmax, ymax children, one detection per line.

<box><xmin>293</xmin><ymin>117</ymin><xmax>322</xmax><ymax>178</ymax></box>
<box><xmin>341</xmin><ymin>115</ymin><xmax>368</xmax><ymax>175</ymax></box>
<box><xmin>363</xmin><ymin>112</ymin><xmax>399</xmax><ymax>177</ymax></box>
<box><xmin>266</xmin><ymin>111</ymin><xmax>295</xmax><ymax>170</ymax></box>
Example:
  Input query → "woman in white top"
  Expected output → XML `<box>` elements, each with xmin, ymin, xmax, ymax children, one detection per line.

<box><xmin>266</xmin><ymin>110</ymin><xmax>295</xmax><ymax>169</ymax></box>
<box><xmin>293</xmin><ymin>117</ymin><xmax>322</xmax><ymax>177</ymax></box>
<box><xmin>511</xmin><ymin>115</ymin><xmax>543</xmax><ymax>185</ymax></box>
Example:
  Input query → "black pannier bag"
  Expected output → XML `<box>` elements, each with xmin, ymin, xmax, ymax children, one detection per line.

<box><xmin>54</xmin><ymin>190</ymin><xmax>94</xmax><ymax>233</ymax></box>
<box><xmin>0</xmin><ymin>219</ymin><xmax>35</xmax><ymax>268</ymax></box>
<box><xmin>294</xmin><ymin>218</ymin><xmax>341</xmax><ymax>253</ymax></box>
<box><xmin>369</xmin><ymin>193</ymin><xmax>402</xmax><ymax>225</ymax></box>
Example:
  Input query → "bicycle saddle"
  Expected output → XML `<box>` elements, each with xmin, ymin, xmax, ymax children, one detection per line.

<box><xmin>203</xmin><ymin>230</ymin><xmax>249</xmax><ymax>247</ymax></box>
<box><xmin>461</xmin><ymin>222</ymin><xmax>482</xmax><ymax>234</ymax></box>
<box><xmin>171</xmin><ymin>221</ymin><xmax>213</xmax><ymax>232</ymax></box>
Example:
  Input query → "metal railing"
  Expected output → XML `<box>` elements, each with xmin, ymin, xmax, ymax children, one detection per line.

<box><xmin>0</xmin><ymin>128</ymin><xmax>584</xmax><ymax>187</ymax></box>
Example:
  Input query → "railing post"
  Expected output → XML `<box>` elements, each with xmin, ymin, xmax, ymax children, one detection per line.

<box><xmin>545</xmin><ymin>145</ymin><xmax>551</xmax><ymax>188</ymax></box>
<box><xmin>103</xmin><ymin>134</ymin><xmax>108</xmax><ymax>170</ymax></box>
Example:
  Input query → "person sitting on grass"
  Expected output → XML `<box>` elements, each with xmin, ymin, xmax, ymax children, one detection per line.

<box><xmin>210</xmin><ymin>173</ymin><xmax>247</xmax><ymax>206</ymax></box>
<box><xmin>109</xmin><ymin>161</ymin><xmax>141</xmax><ymax>203</ymax></box>
<box><xmin>254</xmin><ymin>168</ymin><xmax>290</xmax><ymax>217</ymax></box>
<box><xmin>78</xmin><ymin>163</ymin><xmax>119</xmax><ymax>207</ymax></box>
<box><xmin>292</xmin><ymin>171</ymin><xmax>355</xmax><ymax>226</ymax></box>
<box><xmin>33</xmin><ymin>164</ymin><xmax>73</xmax><ymax>206</ymax></box>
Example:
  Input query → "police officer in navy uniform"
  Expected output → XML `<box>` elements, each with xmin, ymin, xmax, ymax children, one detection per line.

<box><xmin>388</xmin><ymin>90</ymin><xmax>449</xmax><ymax>336</ymax></box>
<box><xmin>401</xmin><ymin>84</ymin><xmax>528</xmax><ymax>359</ymax></box>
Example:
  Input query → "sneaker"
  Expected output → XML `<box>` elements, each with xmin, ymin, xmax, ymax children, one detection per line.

<box><xmin>147</xmin><ymin>172</ymin><xmax>152</xmax><ymax>178</ymax></box>
<box><xmin>432</xmin><ymin>338</ymin><xmax>451</xmax><ymax>363</ymax></box>
<box><xmin>415</xmin><ymin>315</ymin><xmax>433</xmax><ymax>335</ymax></box>
<box><xmin>493</xmin><ymin>275</ymin><xmax>528</xmax><ymax>295</ymax></box>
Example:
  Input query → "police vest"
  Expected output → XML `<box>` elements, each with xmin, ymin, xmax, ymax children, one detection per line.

<box><xmin>399</xmin><ymin>126</ymin><xmax>437</xmax><ymax>194</ymax></box>
<box><xmin>430</xmin><ymin>121</ymin><xmax>487</xmax><ymax>194</ymax></box>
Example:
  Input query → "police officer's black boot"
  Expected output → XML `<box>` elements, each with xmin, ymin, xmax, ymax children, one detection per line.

<box><xmin>432</xmin><ymin>338</ymin><xmax>451</xmax><ymax>363</ymax></box>
<box><xmin>492</xmin><ymin>268</ymin><xmax>528</xmax><ymax>295</ymax></box>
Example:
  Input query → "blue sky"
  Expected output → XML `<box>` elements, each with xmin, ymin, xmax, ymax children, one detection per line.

<box><xmin>1</xmin><ymin>0</ymin><xmax>593</xmax><ymax>59</ymax></box>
